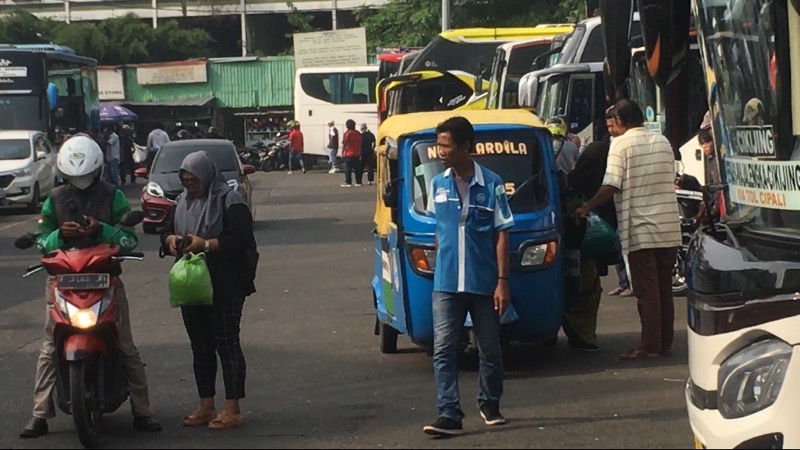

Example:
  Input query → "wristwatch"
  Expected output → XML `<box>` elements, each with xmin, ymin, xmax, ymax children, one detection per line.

<box><xmin>204</xmin><ymin>240</ymin><xmax>210</xmax><ymax>253</ymax></box>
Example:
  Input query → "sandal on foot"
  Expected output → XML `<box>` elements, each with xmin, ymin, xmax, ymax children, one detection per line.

<box><xmin>208</xmin><ymin>411</ymin><xmax>244</xmax><ymax>431</ymax></box>
<box><xmin>608</xmin><ymin>287</ymin><xmax>624</xmax><ymax>296</ymax></box>
<box><xmin>183</xmin><ymin>409</ymin><xmax>216</xmax><ymax>427</ymax></box>
<box><xmin>619</xmin><ymin>348</ymin><xmax>660</xmax><ymax>361</ymax></box>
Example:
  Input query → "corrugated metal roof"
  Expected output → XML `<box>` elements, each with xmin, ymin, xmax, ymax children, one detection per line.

<box><xmin>210</xmin><ymin>56</ymin><xmax>294</xmax><ymax>108</ymax></box>
<box><xmin>122</xmin><ymin>57</ymin><xmax>294</xmax><ymax>109</ymax></box>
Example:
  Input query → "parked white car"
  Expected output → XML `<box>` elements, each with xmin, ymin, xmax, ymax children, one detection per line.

<box><xmin>0</xmin><ymin>130</ymin><xmax>56</xmax><ymax>212</ymax></box>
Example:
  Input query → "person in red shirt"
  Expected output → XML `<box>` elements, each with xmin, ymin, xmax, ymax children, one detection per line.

<box><xmin>341</xmin><ymin>119</ymin><xmax>363</xmax><ymax>187</ymax></box>
<box><xmin>287</xmin><ymin>121</ymin><xmax>306</xmax><ymax>174</ymax></box>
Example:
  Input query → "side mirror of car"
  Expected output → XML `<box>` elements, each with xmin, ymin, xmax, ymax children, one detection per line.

<box><xmin>119</xmin><ymin>210</ymin><xmax>145</xmax><ymax>228</ymax></box>
<box><xmin>134</xmin><ymin>167</ymin><xmax>148</xmax><ymax>178</ymax></box>
<box><xmin>14</xmin><ymin>233</ymin><xmax>37</xmax><ymax>250</ymax></box>
<box><xmin>243</xmin><ymin>165</ymin><xmax>256</xmax><ymax>175</ymax></box>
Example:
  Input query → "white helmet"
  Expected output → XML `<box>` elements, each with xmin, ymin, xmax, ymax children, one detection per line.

<box><xmin>57</xmin><ymin>134</ymin><xmax>104</xmax><ymax>190</ymax></box>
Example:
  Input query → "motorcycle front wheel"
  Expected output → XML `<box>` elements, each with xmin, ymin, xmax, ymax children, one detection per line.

<box><xmin>70</xmin><ymin>359</ymin><xmax>102</xmax><ymax>448</ymax></box>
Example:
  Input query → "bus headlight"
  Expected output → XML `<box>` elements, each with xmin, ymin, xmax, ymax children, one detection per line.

<box><xmin>718</xmin><ymin>338</ymin><xmax>792</xmax><ymax>419</ymax></box>
<box><xmin>520</xmin><ymin>241</ymin><xmax>557</xmax><ymax>267</ymax></box>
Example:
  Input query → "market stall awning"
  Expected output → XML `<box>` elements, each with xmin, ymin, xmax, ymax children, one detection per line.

<box><xmin>123</xmin><ymin>96</ymin><xmax>216</xmax><ymax>108</ymax></box>
<box><xmin>100</xmin><ymin>103</ymin><xmax>138</xmax><ymax>122</ymax></box>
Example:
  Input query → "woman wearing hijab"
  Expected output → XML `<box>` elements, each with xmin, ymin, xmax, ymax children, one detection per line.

<box><xmin>160</xmin><ymin>151</ymin><xmax>257</xmax><ymax>431</ymax></box>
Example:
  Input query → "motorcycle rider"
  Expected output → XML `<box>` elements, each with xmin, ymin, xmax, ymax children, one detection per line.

<box><xmin>20</xmin><ymin>135</ymin><xmax>162</xmax><ymax>438</ymax></box>
<box><xmin>207</xmin><ymin>126</ymin><xmax>222</xmax><ymax>139</ymax></box>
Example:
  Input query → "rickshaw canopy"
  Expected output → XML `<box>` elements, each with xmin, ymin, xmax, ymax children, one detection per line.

<box><xmin>374</xmin><ymin>109</ymin><xmax>547</xmax><ymax>237</ymax></box>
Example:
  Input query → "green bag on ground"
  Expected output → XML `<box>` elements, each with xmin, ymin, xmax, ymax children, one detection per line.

<box><xmin>168</xmin><ymin>253</ymin><xmax>214</xmax><ymax>308</ymax></box>
<box><xmin>581</xmin><ymin>213</ymin><xmax>619</xmax><ymax>259</ymax></box>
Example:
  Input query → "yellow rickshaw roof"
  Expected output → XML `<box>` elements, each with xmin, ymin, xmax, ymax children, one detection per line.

<box><xmin>377</xmin><ymin>109</ymin><xmax>545</xmax><ymax>143</ymax></box>
<box><xmin>439</xmin><ymin>26</ymin><xmax>575</xmax><ymax>42</ymax></box>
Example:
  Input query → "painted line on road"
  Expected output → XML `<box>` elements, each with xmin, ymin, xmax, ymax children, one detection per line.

<box><xmin>0</xmin><ymin>217</ymin><xmax>36</xmax><ymax>232</ymax></box>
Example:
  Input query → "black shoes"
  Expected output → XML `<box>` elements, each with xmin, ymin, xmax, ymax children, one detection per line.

<box><xmin>479</xmin><ymin>401</ymin><xmax>507</xmax><ymax>426</ymax></box>
<box><xmin>568</xmin><ymin>338</ymin><xmax>601</xmax><ymax>353</ymax></box>
<box><xmin>20</xmin><ymin>417</ymin><xmax>48</xmax><ymax>439</ymax></box>
<box><xmin>423</xmin><ymin>416</ymin><xmax>464</xmax><ymax>437</ymax></box>
<box><xmin>133</xmin><ymin>415</ymin><xmax>163</xmax><ymax>432</ymax></box>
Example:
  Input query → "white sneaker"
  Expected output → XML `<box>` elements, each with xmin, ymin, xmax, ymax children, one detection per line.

<box><xmin>367</xmin><ymin>181</ymin><xmax>374</xmax><ymax>186</ymax></box>
<box><xmin>329</xmin><ymin>168</ymin><xmax>336</xmax><ymax>174</ymax></box>
<box><xmin>287</xmin><ymin>171</ymin><xmax>293</xmax><ymax>174</ymax></box>
<box><xmin>340</xmin><ymin>183</ymin><xmax>352</xmax><ymax>188</ymax></box>
<box><xmin>354</xmin><ymin>183</ymin><xmax>362</xmax><ymax>187</ymax></box>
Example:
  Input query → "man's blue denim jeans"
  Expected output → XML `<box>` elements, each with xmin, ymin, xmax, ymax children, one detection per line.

<box><xmin>432</xmin><ymin>291</ymin><xmax>503</xmax><ymax>422</ymax></box>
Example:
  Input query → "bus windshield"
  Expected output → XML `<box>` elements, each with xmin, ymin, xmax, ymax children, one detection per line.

<box><xmin>411</xmin><ymin>135</ymin><xmax>547</xmax><ymax>215</ymax></box>
<box><xmin>535</xmin><ymin>74</ymin><xmax>568</xmax><ymax>121</ymax></box>
<box><xmin>695</xmin><ymin>0</ymin><xmax>800</xmax><ymax>235</ymax></box>
<box><xmin>406</xmin><ymin>36</ymin><xmax>506</xmax><ymax>77</ymax></box>
<box><xmin>0</xmin><ymin>96</ymin><xmax>46</xmax><ymax>131</ymax></box>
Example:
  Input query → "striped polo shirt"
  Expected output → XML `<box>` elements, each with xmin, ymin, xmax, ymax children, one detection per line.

<box><xmin>602</xmin><ymin>127</ymin><xmax>681</xmax><ymax>254</ymax></box>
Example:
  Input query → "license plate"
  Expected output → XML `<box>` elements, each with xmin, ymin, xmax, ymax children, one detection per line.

<box><xmin>694</xmin><ymin>437</ymin><xmax>705</xmax><ymax>449</ymax></box>
<box><xmin>57</xmin><ymin>273</ymin><xmax>110</xmax><ymax>290</ymax></box>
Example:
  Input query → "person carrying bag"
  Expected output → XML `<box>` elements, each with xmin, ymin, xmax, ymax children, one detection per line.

<box><xmin>160</xmin><ymin>151</ymin><xmax>258</xmax><ymax>431</ymax></box>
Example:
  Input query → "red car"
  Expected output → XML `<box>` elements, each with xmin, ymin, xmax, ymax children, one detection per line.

<box><xmin>135</xmin><ymin>139</ymin><xmax>256</xmax><ymax>234</ymax></box>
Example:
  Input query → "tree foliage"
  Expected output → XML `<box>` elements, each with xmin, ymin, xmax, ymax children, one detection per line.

<box><xmin>354</xmin><ymin>0</ymin><xmax>587</xmax><ymax>48</ymax></box>
<box><xmin>0</xmin><ymin>10</ymin><xmax>213</xmax><ymax>65</ymax></box>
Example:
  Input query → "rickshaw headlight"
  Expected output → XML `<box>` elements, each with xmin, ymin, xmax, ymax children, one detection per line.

<box><xmin>521</xmin><ymin>241</ymin><xmax>557</xmax><ymax>267</ymax></box>
<box><xmin>410</xmin><ymin>247</ymin><xmax>436</xmax><ymax>274</ymax></box>
<box><xmin>718</xmin><ymin>338</ymin><xmax>791</xmax><ymax>419</ymax></box>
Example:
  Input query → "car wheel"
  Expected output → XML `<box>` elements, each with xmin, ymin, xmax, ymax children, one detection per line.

<box><xmin>26</xmin><ymin>183</ymin><xmax>40</xmax><ymax>214</ymax></box>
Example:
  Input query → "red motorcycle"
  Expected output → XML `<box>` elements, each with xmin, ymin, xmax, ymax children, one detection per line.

<box><xmin>15</xmin><ymin>211</ymin><xmax>144</xmax><ymax>448</ymax></box>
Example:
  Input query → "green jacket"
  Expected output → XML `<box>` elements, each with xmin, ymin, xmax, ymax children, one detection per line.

<box><xmin>36</xmin><ymin>189</ymin><xmax>139</xmax><ymax>254</ymax></box>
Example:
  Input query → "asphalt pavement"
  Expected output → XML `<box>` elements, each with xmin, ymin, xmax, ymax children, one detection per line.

<box><xmin>0</xmin><ymin>170</ymin><xmax>692</xmax><ymax>449</ymax></box>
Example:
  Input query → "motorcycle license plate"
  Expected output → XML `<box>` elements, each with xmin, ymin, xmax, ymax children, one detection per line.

<box><xmin>57</xmin><ymin>273</ymin><xmax>110</xmax><ymax>290</ymax></box>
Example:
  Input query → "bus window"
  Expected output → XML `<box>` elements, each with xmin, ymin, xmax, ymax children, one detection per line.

<box><xmin>299</xmin><ymin>72</ymin><xmax>377</xmax><ymax>105</ymax></box>
<box><xmin>568</xmin><ymin>75</ymin><xmax>595</xmax><ymax>134</ymax></box>
<box><xmin>582</xmin><ymin>26</ymin><xmax>606</xmax><ymax>63</ymax></box>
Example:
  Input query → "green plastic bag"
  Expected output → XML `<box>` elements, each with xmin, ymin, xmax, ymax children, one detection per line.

<box><xmin>168</xmin><ymin>253</ymin><xmax>214</xmax><ymax>308</ymax></box>
<box><xmin>581</xmin><ymin>213</ymin><xmax>619</xmax><ymax>259</ymax></box>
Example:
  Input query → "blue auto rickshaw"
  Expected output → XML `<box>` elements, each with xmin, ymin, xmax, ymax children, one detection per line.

<box><xmin>372</xmin><ymin>109</ymin><xmax>563</xmax><ymax>353</ymax></box>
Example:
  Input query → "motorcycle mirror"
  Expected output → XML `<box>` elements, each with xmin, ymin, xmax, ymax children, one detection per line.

<box><xmin>14</xmin><ymin>233</ymin><xmax>36</xmax><ymax>250</ymax></box>
<box><xmin>119</xmin><ymin>210</ymin><xmax>145</xmax><ymax>228</ymax></box>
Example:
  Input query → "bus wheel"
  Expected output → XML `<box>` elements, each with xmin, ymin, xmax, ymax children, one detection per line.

<box><xmin>379</xmin><ymin>322</ymin><xmax>398</xmax><ymax>354</ymax></box>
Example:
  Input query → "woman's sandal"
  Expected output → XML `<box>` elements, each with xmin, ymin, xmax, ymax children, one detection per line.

<box><xmin>183</xmin><ymin>409</ymin><xmax>217</xmax><ymax>427</ymax></box>
<box><xmin>619</xmin><ymin>348</ymin><xmax>660</xmax><ymax>361</ymax></box>
<box><xmin>208</xmin><ymin>410</ymin><xmax>244</xmax><ymax>431</ymax></box>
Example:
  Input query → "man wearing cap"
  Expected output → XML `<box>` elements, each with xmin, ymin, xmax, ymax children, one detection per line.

<box><xmin>327</xmin><ymin>120</ymin><xmax>340</xmax><ymax>174</ymax></box>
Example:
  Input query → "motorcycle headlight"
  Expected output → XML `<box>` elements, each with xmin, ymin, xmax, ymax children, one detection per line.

<box><xmin>718</xmin><ymin>338</ymin><xmax>792</xmax><ymax>419</ymax></box>
<box><xmin>146</xmin><ymin>182</ymin><xmax>165</xmax><ymax>198</ymax></box>
<box><xmin>12</xmin><ymin>167</ymin><xmax>33</xmax><ymax>178</ymax></box>
<box><xmin>56</xmin><ymin>289</ymin><xmax>112</xmax><ymax>327</ymax></box>
<box><xmin>520</xmin><ymin>241</ymin><xmax>558</xmax><ymax>267</ymax></box>
<box><xmin>227</xmin><ymin>179</ymin><xmax>239</xmax><ymax>191</ymax></box>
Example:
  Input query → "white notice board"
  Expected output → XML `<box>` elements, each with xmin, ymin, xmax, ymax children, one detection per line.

<box><xmin>293</xmin><ymin>28</ymin><xmax>368</xmax><ymax>69</ymax></box>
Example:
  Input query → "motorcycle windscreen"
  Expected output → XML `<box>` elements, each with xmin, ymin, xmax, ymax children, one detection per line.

<box><xmin>637</xmin><ymin>0</ymin><xmax>692</xmax><ymax>87</ymax></box>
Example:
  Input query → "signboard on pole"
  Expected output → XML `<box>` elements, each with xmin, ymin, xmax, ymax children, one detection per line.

<box><xmin>293</xmin><ymin>28</ymin><xmax>368</xmax><ymax>69</ymax></box>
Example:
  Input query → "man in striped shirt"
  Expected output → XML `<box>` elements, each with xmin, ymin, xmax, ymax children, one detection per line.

<box><xmin>576</xmin><ymin>99</ymin><xmax>681</xmax><ymax>361</ymax></box>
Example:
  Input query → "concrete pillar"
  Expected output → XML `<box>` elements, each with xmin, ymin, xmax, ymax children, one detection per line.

<box><xmin>240</xmin><ymin>0</ymin><xmax>247</xmax><ymax>56</ymax></box>
<box><xmin>64</xmin><ymin>0</ymin><xmax>71</xmax><ymax>24</ymax></box>
<box><xmin>441</xmin><ymin>0</ymin><xmax>450</xmax><ymax>32</ymax></box>
<box><xmin>152</xmin><ymin>0</ymin><xmax>158</xmax><ymax>28</ymax></box>
<box><xmin>332</xmin><ymin>0</ymin><xmax>338</xmax><ymax>30</ymax></box>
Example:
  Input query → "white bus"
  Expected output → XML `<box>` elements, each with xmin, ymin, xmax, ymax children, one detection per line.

<box><xmin>293</xmin><ymin>66</ymin><xmax>379</xmax><ymax>158</ymax></box>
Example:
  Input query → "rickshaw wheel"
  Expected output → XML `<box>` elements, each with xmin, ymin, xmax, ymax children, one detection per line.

<box><xmin>379</xmin><ymin>323</ymin><xmax>398</xmax><ymax>354</ymax></box>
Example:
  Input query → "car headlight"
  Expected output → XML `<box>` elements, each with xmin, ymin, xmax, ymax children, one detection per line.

<box><xmin>409</xmin><ymin>246</ymin><xmax>436</xmax><ymax>274</ymax></box>
<box><xmin>12</xmin><ymin>167</ymin><xmax>32</xmax><ymax>178</ymax></box>
<box><xmin>718</xmin><ymin>338</ymin><xmax>792</xmax><ymax>419</ymax></box>
<box><xmin>146</xmin><ymin>181</ymin><xmax>165</xmax><ymax>198</ymax></box>
<box><xmin>227</xmin><ymin>179</ymin><xmax>239</xmax><ymax>191</ymax></box>
<box><xmin>520</xmin><ymin>241</ymin><xmax>558</xmax><ymax>266</ymax></box>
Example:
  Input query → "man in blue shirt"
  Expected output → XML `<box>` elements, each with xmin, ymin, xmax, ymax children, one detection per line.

<box><xmin>423</xmin><ymin>117</ymin><xmax>514</xmax><ymax>437</ymax></box>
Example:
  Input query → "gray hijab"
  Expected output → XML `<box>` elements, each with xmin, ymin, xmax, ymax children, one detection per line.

<box><xmin>173</xmin><ymin>151</ymin><xmax>244</xmax><ymax>238</ymax></box>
